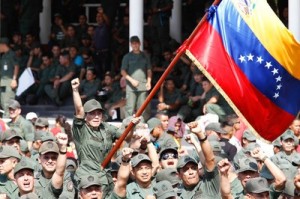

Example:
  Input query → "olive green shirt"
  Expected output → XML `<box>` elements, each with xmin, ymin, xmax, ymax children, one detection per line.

<box><xmin>180</xmin><ymin>166</ymin><xmax>221</xmax><ymax>199</ymax></box>
<box><xmin>79</xmin><ymin>78</ymin><xmax>101</xmax><ymax>100</ymax></box>
<box><xmin>0</xmin><ymin>49</ymin><xmax>18</xmax><ymax>79</ymax></box>
<box><xmin>34</xmin><ymin>170</ymin><xmax>71</xmax><ymax>199</ymax></box>
<box><xmin>205</xmin><ymin>87</ymin><xmax>233</xmax><ymax>114</ymax></box>
<box><xmin>8</xmin><ymin>115</ymin><xmax>35</xmax><ymax>142</ymax></box>
<box><xmin>72</xmin><ymin>117</ymin><xmax>121</xmax><ymax>171</ymax></box>
<box><xmin>156</xmin><ymin>131</ymin><xmax>178</xmax><ymax>152</ymax></box>
<box><xmin>126</xmin><ymin>180</ymin><xmax>156</xmax><ymax>199</ymax></box>
<box><xmin>121</xmin><ymin>51</ymin><xmax>151</xmax><ymax>91</ymax></box>
<box><xmin>0</xmin><ymin>175</ymin><xmax>18</xmax><ymax>199</ymax></box>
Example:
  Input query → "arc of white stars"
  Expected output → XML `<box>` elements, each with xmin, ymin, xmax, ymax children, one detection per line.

<box><xmin>265</xmin><ymin>61</ymin><xmax>272</xmax><ymax>69</ymax></box>
<box><xmin>256</xmin><ymin>56</ymin><xmax>263</xmax><ymax>64</ymax></box>
<box><xmin>247</xmin><ymin>53</ymin><xmax>254</xmax><ymax>61</ymax></box>
<box><xmin>276</xmin><ymin>84</ymin><xmax>282</xmax><ymax>90</ymax></box>
<box><xmin>239</xmin><ymin>55</ymin><xmax>246</xmax><ymax>63</ymax></box>
<box><xmin>276</xmin><ymin>76</ymin><xmax>282</xmax><ymax>82</ymax></box>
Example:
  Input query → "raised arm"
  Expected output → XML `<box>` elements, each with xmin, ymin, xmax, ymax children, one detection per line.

<box><xmin>71</xmin><ymin>78</ymin><xmax>84</xmax><ymax>118</ymax></box>
<box><xmin>218</xmin><ymin>159</ymin><xmax>234</xmax><ymax>199</ymax></box>
<box><xmin>52</xmin><ymin>133</ymin><xmax>68</xmax><ymax>189</ymax></box>
<box><xmin>188</xmin><ymin>121</ymin><xmax>215</xmax><ymax>171</ymax></box>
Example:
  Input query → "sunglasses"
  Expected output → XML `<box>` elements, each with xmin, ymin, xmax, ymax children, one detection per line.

<box><xmin>161</xmin><ymin>153</ymin><xmax>178</xmax><ymax>160</ymax></box>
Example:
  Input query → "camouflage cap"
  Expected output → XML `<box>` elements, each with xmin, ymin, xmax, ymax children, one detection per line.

<box><xmin>153</xmin><ymin>180</ymin><xmax>177</xmax><ymax>199</ymax></box>
<box><xmin>131</xmin><ymin>153</ymin><xmax>152</xmax><ymax>168</ymax></box>
<box><xmin>0</xmin><ymin>146</ymin><xmax>21</xmax><ymax>159</ymax></box>
<box><xmin>242</xmin><ymin>129</ymin><xmax>256</xmax><ymax>142</ymax></box>
<box><xmin>177</xmin><ymin>155</ymin><xmax>198</xmax><ymax>170</ymax></box>
<box><xmin>20</xmin><ymin>192</ymin><xmax>39</xmax><ymax>199</ymax></box>
<box><xmin>66</xmin><ymin>158</ymin><xmax>78</xmax><ymax>170</ymax></box>
<box><xmin>281</xmin><ymin>129</ymin><xmax>295</xmax><ymax>141</ymax></box>
<box><xmin>0</xmin><ymin>37</ymin><xmax>9</xmax><ymax>45</ymax></box>
<box><xmin>14</xmin><ymin>158</ymin><xmax>34</xmax><ymax>176</ymax></box>
<box><xmin>205</xmin><ymin>122</ymin><xmax>227</xmax><ymax>134</ymax></box>
<box><xmin>147</xmin><ymin>118</ymin><xmax>162</xmax><ymax>133</ymax></box>
<box><xmin>8</xmin><ymin>99</ymin><xmax>21</xmax><ymax>109</ymax></box>
<box><xmin>244</xmin><ymin>142</ymin><xmax>260</xmax><ymax>153</ymax></box>
<box><xmin>20</xmin><ymin>140</ymin><xmax>29</xmax><ymax>153</ymax></box>
<box><xmin>156</xmin><ymin>168</ymin><xmax>180</xmax><ymax>185</ymax></box>
<box><xmin>39</xmin><ymin>141</ymin><xmax>59</xmax><ymax>155</ymax></box>
<box><xmin>1</xmin><ymin>129</ymin><xmax>23</xmax><ymax>141</ymax></box>
<box><xmin>83</xmin><ymin>99</ymin><xmax>103</xmax><ymax>113</ymax></box>
<box><xmin>272</xmin><ymin>138</ymin><xmax>281</xmax><ymax>148</ymax></box>
<box><xmin>34</xmin><ymin>118</ymin><xmax>49</xmax><ymax>127</ymax></box>
<box><xmin>236</xmin><ymin>157</ymin><xmax>258</xmax><ymax>173</ymax></box>
<box><xmin>245</xmin><ymin>177</ymin><xmax>270</xmax><ymax>194</ymax></box>
<box><xmin>159</xmin><ymin>145</ymin><xmax>178</xmax><ymax>159</ymax></box>
<box><xmin>79</xmin><ymin>175</ymin><xmax>102</xmax><ymax>189</ymax></box>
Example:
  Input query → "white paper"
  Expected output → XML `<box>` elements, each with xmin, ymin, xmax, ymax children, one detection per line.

<box><xmin>16</xmin><ymin>68</ymin><xmax>35</xmax><ymax>96</ymax></box>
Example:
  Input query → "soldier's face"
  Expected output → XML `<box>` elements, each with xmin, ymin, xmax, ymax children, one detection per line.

<box><xmin>130</xmin><ymin>41</ymin><xmax>140</xmax><ymax>52</ymax></box>
<box><xmin>0</xmin><ymin>158</ymin><xmax>17</xmax><ymax>175</ymax></box>
<box><xmin>3</xmin><ymin>138</ymin><xmax>21</xmax><ymax>153</ymax></box>
<box><xmin>132</xmin><ymin>162</ymin><xmax>152</xmax><ymax>184</ymax></box>
<box><xmin>86</xmin><ymin>110</ymin><xmax>103</xmax><ymax>127</ymax></box>
<box><xmin>202</xmin><ymin>81</ymin><xmax>213</xmax><ymax>92</ymax></box>
<box><xmin>281</xmin><ymin>138</ymin><xmax>295</xmax><ymax>152</ymax></box>
<box><xmin>159</xmin><ymin>115</ymin><xmax>169</xmax><ymax>131</ymax></box>
<box><xmin>160</xmin><ymin>151</ymin><xmax>179</xmax><ymax>169</ymax></box>
<box><xmin>15</xmin><ymin>169</ymin><xmax>34</xmax><ymax>194</ymax></box>
<box><xmin>238</xmin><ymin>170</ymin><xmax>259</xmax><ymax>188</ymax></box>
<box><xmin>9</xmin><ymin>108</ymin><xmax>21</xmax><ymax>119</ymax></box>
<box><xmin>179</xmin><ymin>163</ymin><xmax>200</xmax><ymax>187</ymax></box>
<box><xmin>39</xmin><ymin>152</ymin><xmax>58</xmax><ymax>173</ymax></box>
<box><xmin>80</xmin><ymin>185</ymin><xmax>102</xmax><ymax>199</ymax></box>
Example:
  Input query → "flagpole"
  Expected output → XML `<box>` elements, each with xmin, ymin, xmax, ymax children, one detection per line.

<box><xmin>101</xmin><ymin>0</ymin><xmax>221</xmax><ymax>168</ymax></box>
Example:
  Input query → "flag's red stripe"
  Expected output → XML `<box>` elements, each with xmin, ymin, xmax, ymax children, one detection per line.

<box><xmin>188</xmin><ymin>22</ymin><xmax>294</xmax><ymax>141</ymax></box>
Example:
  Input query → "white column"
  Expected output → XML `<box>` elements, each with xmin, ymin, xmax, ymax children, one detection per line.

<box><xmin>39</xmin><ymin>0</ymin><xmax>51</xmax><ymax>44</ymax></box>
<box><xmin>288</xmin><ymin>0</ymin><xmax>300</xmax><ymax>42</ymax></box>
<box><xmin>129</xmin><ymin>0</ymin><xmax>144</xmax><ymax>50</ymax></box>
<box><xmin>170</xmin><ymin>0</ymin><xmax>182</xmax><ymax>43</ymax></box>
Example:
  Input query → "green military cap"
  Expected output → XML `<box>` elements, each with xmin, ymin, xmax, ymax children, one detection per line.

<box><xmin>242</xmin><ymin>129</ymin><xmax>256</xmax><ymax>142</ymax></box>
<box><xmin>159</xmin><ymin>145</ymin><xmax>178</xmax><ymax>157</ymax></box>
<box><xmin>272</xmin><ymin>138</ymin><xmax>281</xmax><ymax>147</ymax></box>
<box><xmin>236</xmin><ymin>157</ymin><xmax>258</xmax><ymax>173</ymax></box>
<box><xmin>153</xmin><ymin>180</ymin><xmax>177</xmax><ymax>199</ymax></box>
<box><xmin>34</xmin><ymin>118</ymin><xmax>49</xmax><ymax>127</ymax></box>
<box><xmin>209</xmin><ymin>140</ymin><xmax>222</xmax><ymax>152</ymax></box>
<box><xmin>259</xmin><ymin>165</ymin><xmax>274</xmax><ymax>180</ymax></box>
<box><xmin>79</xmin><ymin>175</ymin><xmax>102</xmax><ymax>189</ymax></box>
<box><xmin>14</xmin><ymin>158</ymin><xmax>34</xmax><ymax>176</ymax></box>
<box><xmin>20</xmin><ymin>192</ymin><xmax>39</xmax><ymax>199</ymax></box>
<box><xmin>243</xmin><ymin>142</ymin><xmax>260</xmax><ymax>154</ymax></box>
<box><xmin>177</xmin><ymin>155</ymin><xmax>198</xmax><ymax>170</ymax></box>
<box><xmin>156</xmin><ymin>168</ymin><xmax>180</xmax><ymax>185</ymax></box>
<box><xmin>131</xmin><ymin>153</ymin><xmax>152</xmax><ymax>167</ymax></box>
<box><xmin>66</xmin><ymin>158</ymin><xmax>78</xmax><ymax>171</ymax></box>
<box><xmin>34</xmin><ymin>130</ymin><xmax>55</xmax><ymax>142</ymax></box>
<box><xmin>281</xmin><ymin>129</ymin><xmax>295</xmax><ymax>141</ymax></box>
<box><xmin>147</xmin><ymin>118</ymin><xmax>162</xmax><ymax>132</ymax></box>
<box><xmin>205</xmin><ymin>122</ymin><xmax>227</xmax><ymax>134</ymax></box>
<box><xmin>0</xmin><ymin>37</ymin><xmax>9</xmax><ymax>45</ymax></box>
<box><xmin>20</xmin><ymin>140</ymin><xmax>29</xmax><ymax>153</ymax></box>
<box><xmin>283</xmin><ymin>180</ymin><xmax>295</xmax><ymax>197</ymax></box>
<box><xmin>8</xmin><ymin>99</ymin><xmax>21</xmax><ymax>109</ymax></box>
<box><xmin>83</xmin><ymin>99</ymin><xmax>103</xmax><ymax>113</ymax></box>
<box><xmin>245</xmin><ymin>177</ymin><xmax>270</xmax><ymax>194</ymax></box>
<box><xmin>0</xmin><ymin>145</ymin><xmax>21</xmax><ymax>159</ymax></box>
<box><xmin>207</xmin><ymin>134</ymin><xmax>219</xmax><ymax>141</ymax></box>
<box><xmin>39</xmin><ymin>141</ymin><xmax>59</xmax><ymax>155</ymax></box>
<box><xmin>1</xmin><ymin>128</ymin><xmax>23</xmax><ymax>141</ymax></box>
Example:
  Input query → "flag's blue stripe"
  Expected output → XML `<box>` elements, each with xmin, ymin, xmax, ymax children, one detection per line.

<box><xmin>208</xmin><ymin>0</ymin><xmax>300</xmax><ymax>116</ymax></box>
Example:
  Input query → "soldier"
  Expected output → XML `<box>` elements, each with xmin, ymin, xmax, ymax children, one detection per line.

<box><xmin>0</xmin><ymin>38</ymin><xmax>19</xmax><ymax>115</ymax></box>
<box><xmin>121</xmin><ymin>36</ymin><xmax>152</xmax><ymax>120</ymax></box>
<box><xmin>78</xmin><ymin>175</ymin><xmax>103</xmax><ymax>199</ymax></box>
<box><xmin>245</xmin><ymin>177</ymin><xmax>270</xmax><ymax>198</ymax></box>
<box><xmin>34</xmin><ymin>117</ymin><xmax>50</xmax><ymax>131</ymax></box>
<box><xmin>1</xmin><ymin>129</ymin><xmax>23</xmax><ymax>153</ymax></box>
<box><xmin>153</xmin><ymin>180</ymin><xmax>177</xmax><ymax>199</ymax></box>
<box><xmin>7</xmin><ymin>100</ymin><xmax>35</xmax><ymax>149</ymax></box>
<box><xmin>34</xmin><ymin>133</ymin><xmax>73</xmax><ymax>198</ymax></box>
<box><xmin>0</xmin><ymin>146</ymin><xmax>21</xmax><ymax>198</ymax></box>
<box><xmin>159</xmin><ymin>146</ymin><xmax>179</xmax><ymax>169</ymax></box>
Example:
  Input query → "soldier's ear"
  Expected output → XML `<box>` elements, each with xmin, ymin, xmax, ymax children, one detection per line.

<box><xmin>38</xmin><ymin>156</ymin><xmax>41</xmax><ymax>164</ymax></box>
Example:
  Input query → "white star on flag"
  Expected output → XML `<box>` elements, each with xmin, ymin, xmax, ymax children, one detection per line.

<box><xmin>271</xmin><ymin>68</ymin><xmax>279</xmax><ymax>75</ymax></box>
<box><xmin>247</xmin><ymin>54</ymin><xmax>254</xmax><ymax>61</ymax></box>
<box><xmin>276</xmin><ymin>76</ymin><xmax>282</xmax><ymax>82</ymax></box>
<box><xmin>273</xmin><ymin>93</ymin><xmax>279</xmax><ymax>99</ymax></box>
<box><xmin>239</xmin><ymin>55</ymin><xmax>246</xmax><ymax>63</ymax></box>
<box><xmin>256</xmin><ymin>56</ymin><xmax>263</xmax><ymax>64</ymax></box>
<box><xmin>276</xmin><ymin>84</ymin><xmax>282</xmax><ymax>90</ymax></box>
<box><xmin>265</xmin><ymin>62</ymin><xmax>272</xmax><ymax>69</ymax></box>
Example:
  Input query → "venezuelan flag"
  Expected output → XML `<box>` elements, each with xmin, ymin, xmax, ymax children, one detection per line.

<box><xmin>185</xmin><ymin>0</ymin><xmax>300</xmax><ymax>141</ymax></box>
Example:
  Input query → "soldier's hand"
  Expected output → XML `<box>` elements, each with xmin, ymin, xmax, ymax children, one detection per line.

<box><xmin>131</xmin><ymin>115</ymin><xmax>141</xmax><ymax>124</ymax></box>
<box><xmin>218</xmin><ymin>158</ymin><xmax>231</xmax><ymax>175</ymax></box>
<box><xmin>251</xmin><ymin>147</ymin><xmax>266</xmax><ymax>161</ymax></box>
<box><xmin>122</xmin><ymin>147</ymin><xmax>133</xmax><ymax>162</ymax></box>
<box><xmin>157</xmin><ymin>103</ymin><xmax>166</xmax><ymax>111</ymax></box>
<box><xmin>131</xmin><ymin>79</ymin><xmax>139</xmax><ymax>88</ymax></box>
<box><xmin>185</xmin><ymin>134</ymin><xmax>197</xmax><ymax>145</ymax></box>
<box><xmin>10</xmin><ymin>79</ymin><xmax>17</xmax><ymax>89</ymax></box>
<box><xmin>146</xmin><ymin>81</ymin><xmax>151</xmax><ymax>91</ymax></box>
<box><xmin>145</xmin><ymin>195</ymin><xmax>156</xmax><ymax>199</ymax></box>
<box><xmin>0</xmin><ymin>194</ymin><xmax>7</xmax><ymax>199</ymax></box>
<box><xmin>56</xmin><ymin>132</ymin><xmax>68</xmax><ymax>152</ymax></box>
<box><xmin>187</xmin><ymin>121</ymin><xmax>202</xmax><ymax>135</ymax></box>
<box><xmin>294</xmin><ymin>172</ymin><xmax>300</xmax><ymax>191</ymax></box>
<box><xmin>71</xmin><ymin>78</ymin><xmax>80</xmax><ymax>90</ymax></box>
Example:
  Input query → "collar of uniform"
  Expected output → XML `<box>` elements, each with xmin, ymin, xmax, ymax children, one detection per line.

<box><xmin>0</xmin><ymin>175</ymin><xmax>9</xmax><ymax>185</ymax></box>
